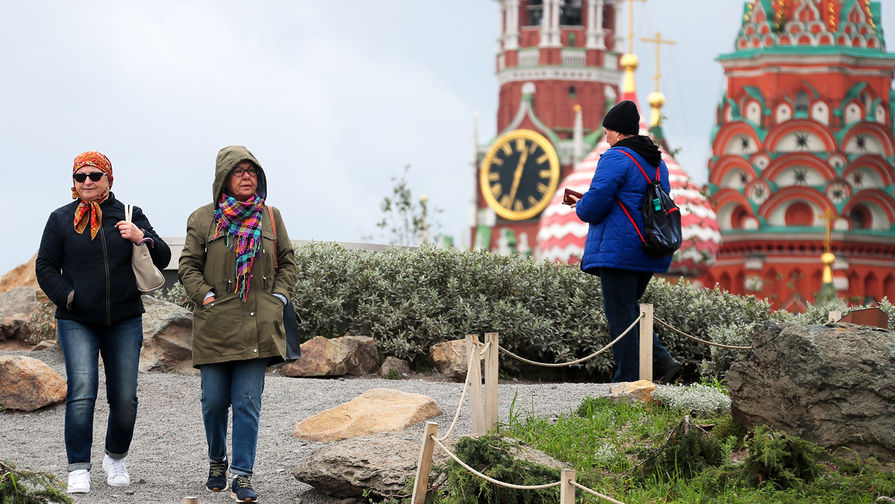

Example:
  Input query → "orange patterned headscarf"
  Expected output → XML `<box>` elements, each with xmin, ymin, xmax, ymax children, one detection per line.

<box><xmin>72</xmin><ymin>151</ymin><xmax>114</xmax><ymax>239</ymax></box>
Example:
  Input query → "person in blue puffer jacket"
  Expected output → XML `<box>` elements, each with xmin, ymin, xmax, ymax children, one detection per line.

<box><xmin>569</xmin><ymin>100</ymin><xmax>681</xmax><ymax>383</ymax></box>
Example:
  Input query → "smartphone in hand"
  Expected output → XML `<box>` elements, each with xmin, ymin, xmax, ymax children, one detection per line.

<box><xmin>562</xmin><ymin>188</ymin><xmax>583</xmax><ymax>205</ymax></box>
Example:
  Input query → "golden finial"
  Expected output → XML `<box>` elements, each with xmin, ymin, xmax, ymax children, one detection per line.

<box><xmin>820</xmin><ymin>208</ymin><xmax>836</xmax><ymax>285</ymax></box>
<box><xmin>641</xmin><ymin>31</ymin><xmax>675</xmax><ymax>126</ymax></box>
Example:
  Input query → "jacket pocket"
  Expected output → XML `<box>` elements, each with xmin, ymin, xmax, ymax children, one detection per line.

<box><xmin>192</xmin><ymin>294</ymin><xmax>246</xmax><ymax>358</ymax></box>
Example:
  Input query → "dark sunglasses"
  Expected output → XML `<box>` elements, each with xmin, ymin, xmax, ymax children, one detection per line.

<box><xmin>73</xmin><ymin>172</ymin><xmax>106</xmax><ymax>183</ymax></box>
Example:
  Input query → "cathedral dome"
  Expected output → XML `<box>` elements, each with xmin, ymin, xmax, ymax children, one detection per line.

<box><xmin>536</xmin><ymin>125</ymin><xmax>721</xmax><ymax>276</ymax></box>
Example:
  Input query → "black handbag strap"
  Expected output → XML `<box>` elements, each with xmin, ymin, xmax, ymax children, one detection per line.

<box><xmin>266</xmin><ymin>205</ymin><xmax>279</xmax><ymax>272</ymax></box>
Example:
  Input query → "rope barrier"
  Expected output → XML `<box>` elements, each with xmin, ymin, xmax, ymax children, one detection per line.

<box><xmin>479</xmin><ymin>340</ymin><xmax>491</xmax><ymax>357</ymax></box>
<box><xmin>436</xmin><ymin>348</ymin><xmax>476</xmax><ymax>441</ymax></box>
<box><xmin>570</xmin><ymin>480</ymin><xmax>626</xmax><ymax>504</ymax></box>
<box><xmin>431</xmin><ymin>436</ymin><xmax>561</xmax><ymax>490</ymax></box>
<box><xmin>654</xmin><ymin>317</ymin><xmax>753</xmax><ymax>350</ymax></box>
<box><xmin>497</xmin><ymin>313</ymin><xmax>643</xmax><ymax>368</ymax></box>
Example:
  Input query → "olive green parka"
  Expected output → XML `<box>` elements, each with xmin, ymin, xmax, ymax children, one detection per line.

<box><xmin>178</xmin><ymin>146</ymin><xmax>297</xmax><ymax>367</ymax></box>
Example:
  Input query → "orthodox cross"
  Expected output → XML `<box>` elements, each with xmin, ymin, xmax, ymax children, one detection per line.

<box><xmin>641</xmin><ymin>31</ymin><xmax>675</xmax><ymax>92</ymax></box>
<box><xmin>624</xmin><ymin>0</ymin><xmax>647</xmax><ymax>54</ymax></box>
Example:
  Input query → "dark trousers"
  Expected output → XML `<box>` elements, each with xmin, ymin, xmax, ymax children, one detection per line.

<box><xmin>599</xmin><ymin>268</ymin><xmax>671</xmax><ymax>382</ymax></box>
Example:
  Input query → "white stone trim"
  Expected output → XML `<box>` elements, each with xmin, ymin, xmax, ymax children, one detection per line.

<box><xmin>498</xmin><ymin>66</ymin><xmax>622</xmax><ymax>85</ymax></box>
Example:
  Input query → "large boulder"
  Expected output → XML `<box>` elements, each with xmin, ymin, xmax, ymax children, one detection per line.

<box><xmin>0</xmin><ymin>254</ymin><xmax>40</xmax><ymax>294</ymax></box>
<box><xmin>139</xmin><ymin>296</ymin><xmax>194</xmax><ymax>373</ymax></box>
<box><xmin>0</xmin><ymin>287</ymin><xmax>52</xmax><ymax>348</ymax></box>
<box><xmin>293</xmin><ymin>388</ymin><xmax>442</xmax><ymax>442</ymax></box>
<box><xmin>728</xmin><ymin>322</ymin><xmax>895</xmax><ymax>462</ymax></box>
<box><xmin>428</xmin><ymin>338</ymin><xmax>469</xmax><ymax>381</ymax></box>
<box><xmin>0</xmin><ymin>355</ymin><xmax>66</xmax><ymax>411</ymax></box>
<box><xmin>293</xmin><ymin>435</ymin><xmax>451</xmax><ymax>499</ymax></box>
<box><xmin>293</xmin><ymin>434</ymin><xmax>564</xmax><ymax>499</ymax></box>
<box><xmin>378</xmin><ymin>356</ymin><xmax>411</xmax><ymax>378</ymax></box>
<box><xmin>282</xmin><ymin>335</ymin><xmax>378</xmax><ymax>377</ymax></box>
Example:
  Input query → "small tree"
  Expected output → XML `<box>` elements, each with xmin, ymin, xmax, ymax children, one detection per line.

<box><xmin>371</xmin><ymin>165</ymin><xmax>442</xmax><ymax>246</ymax></box>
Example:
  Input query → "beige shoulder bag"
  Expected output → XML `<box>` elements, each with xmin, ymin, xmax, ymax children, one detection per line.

<box><xmin>124</xmin><ymin>204</ymin><xmax>165</xmax><ymax>293</ymax></box>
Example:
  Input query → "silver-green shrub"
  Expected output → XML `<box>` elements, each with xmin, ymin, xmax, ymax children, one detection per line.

<box><xmin>653</xmin><ymin>383</ymin><xmax>731</xmax><ymax>415</ymax></box>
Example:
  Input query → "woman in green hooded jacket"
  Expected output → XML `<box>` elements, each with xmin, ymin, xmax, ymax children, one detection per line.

<box><xmin>178</xmin><ymin>145</ymin><xmax>296</xmax><ymax>503</ymax></box>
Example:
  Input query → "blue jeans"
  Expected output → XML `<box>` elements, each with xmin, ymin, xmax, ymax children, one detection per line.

<box><xmin>57</xmin><ymin>316</ymin><xmax>143</xmax><ymax>472</ymax></box>
<box><xmin>199</xmin><ymin>359</ymin><xmax>267</xmax><ymax>476</ymax></box>
<box><xmin>599</xmin><ymin>268</ymin><xmax>672</xmax><ymax>382</ymax></box>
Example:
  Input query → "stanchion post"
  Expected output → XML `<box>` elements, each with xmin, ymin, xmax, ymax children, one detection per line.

<box><xmin>639</xmin><ymin>304</ymin><xmax>653</xmax><ymax>382</ymax></box>
<box><xmin>827</xmin><ymin>311</ymin><xmax>841</xmax><ymax>323</ymax></box>
<box><xmin>466</xmin><ymin>334</ymin><xmax>485</xmax><ymax>434</ymax></box>
<box><xmin>559</xmin><ymin>468</ymin><xmax>576</xmax><ymax>504</ymax></box>
<box><xmin>411</xmin><ymin>422</ymin><xmax>439</xmax><ymax>504</ymax></box>
<box><xmin>484</xmin><ymin>332</ymin><xmax>499</xmax><ymax>432</ymax></box>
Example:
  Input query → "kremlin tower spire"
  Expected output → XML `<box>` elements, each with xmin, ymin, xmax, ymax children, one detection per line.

<box><xmin>703</xmin><ymin>0</ymin><xmax>895</xmax><ymax>310</ymax></box>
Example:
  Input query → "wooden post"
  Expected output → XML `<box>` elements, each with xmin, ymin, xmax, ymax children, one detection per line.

<box><xmin>411</xmin><ymin>422</ymin><xmax>439</xmax><ymax>504</ymax></box>
<box><xmin>639</xmin><ymin>304</ymin><xmax>653</xmax><ymax>382</ymax></box>
<box><xmin>559</xmin><ymin>468</ymin><xmax>576</xmax><ymax>504</ymax></box>
<box><xmin>181</xmin><ymin>498</ymin><xmax>199</xmax><ymax>504</ymax></box>
<box><xmin>827</xmin><ymin>311</ymin><xmax>841</xmax><ymax>324</ymax></box>
<box><xmin>466</xmin><ymin>334</ymin><xmax>485</xmax><ymax>434</ymax></box>
<box><xmin>484</xmin><ymin>332</ymin><xmax>499</xmax><ymax>432</ymax></box>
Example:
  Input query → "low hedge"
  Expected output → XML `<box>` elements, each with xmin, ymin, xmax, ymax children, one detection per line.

<box><xmin>158</xmin><ymin>242</ymin><xmax>894</xmax><ymax>381</ymax></box>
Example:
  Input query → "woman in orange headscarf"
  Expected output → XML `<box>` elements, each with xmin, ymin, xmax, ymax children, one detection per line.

<box><xmin>36</xmin><ymin>151</ymin><xmax>170</xmax><ymax>494</ymax></box>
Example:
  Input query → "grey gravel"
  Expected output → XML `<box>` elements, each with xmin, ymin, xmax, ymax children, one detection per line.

<box><xmin>0</xmin><ymin>348</ymin><xmax>612</xmax><ymax>503</ymax></box>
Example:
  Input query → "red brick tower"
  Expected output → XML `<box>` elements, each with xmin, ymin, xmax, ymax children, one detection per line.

<box><xmin>701</xmin><ymin>0</ymin><xmax>895</xmax><ymax>310</ymax></box>
<box><xmin>472</xmin><ymin>0</ymin><xmax>623</xmax><ymax>254</ymax></box>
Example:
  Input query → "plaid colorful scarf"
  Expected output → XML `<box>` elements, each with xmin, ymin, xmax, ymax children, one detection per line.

<box><xmin>71</xmin><ymin>151</ymin><xmax>114</xmax><ymax>240</ymax></box>
<box><xmin>213</xmin><ymin>193</ymin><xmax>264</xmax><ymax>301</ymax></box>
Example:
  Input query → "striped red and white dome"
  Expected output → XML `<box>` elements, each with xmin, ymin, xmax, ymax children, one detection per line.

<box><xmin>536</xmin><ymin>130</ymin><xmax>721</xmax><ymax>277</ymax></box>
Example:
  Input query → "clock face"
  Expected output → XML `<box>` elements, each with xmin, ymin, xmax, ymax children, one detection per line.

<box><xmin>480</xmin><ymin>129</ymin><xmax>560</xmax><ymax>221</ymax></box>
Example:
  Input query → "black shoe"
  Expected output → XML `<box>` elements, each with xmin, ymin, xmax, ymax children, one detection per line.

<box><xmin>231</xmin><ymin>475</ymin><xmax>258</xmax><ymax>502</ymax></box>
<box><xmin>655</xmin><ymin>357</ymin><xmax>681</xmax><ymax>384</ymax></box>
<box><xmin>206</xmin><ymin>458</ymin><xmax>228</xmax><ymax>492</ymax></box>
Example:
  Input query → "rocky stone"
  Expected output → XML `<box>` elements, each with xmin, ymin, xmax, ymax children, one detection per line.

<box><xmin>0</xmin><ymin>313</ymin><xmax>32</xmax><ymax>345</ymax></box>
<box><xmin>0</xmin><ymin>254</ymin><xmax>40</xmax><ymax>294</ymax></box>
<box><xmin>0</xmin><ymin>286</ymin><xmax>41</xmax><ymax>317</ymax></box>
<box><xmin>378</xmin><ymin>356</ymin><xmax>411</xmax><ymax>378</ymax></box>
<box><xmin>0</xmin><ymin>355</ymin><xmax>66</xmax><ymax>411</ymax></box>
<box><xmin>293</xmin><ymin>388</ymin><xmax>442</xmax><ymax>442</ymax></box>
<box><xmin>608</xmin><ymin>379</ymin><xmax>657</xmax><ymax>403</ymax></box>
<box><xmin>293</xmin><ymin>433</ymin><xmax>564</xmax><ymax>499</ymax></box>
<box><xmin>139</xmin><ymin>296</ymin><xmax>194</xmax><ymax>373</ymax></box>
<box><xmin>30</xmin><ymin>340</ymin><xmax>57</xmax><ymax>351</ymax></box>
<box><xmin>728</xmin><ymin>322</ymin><xmax>895</xmax><ymax>462</ymax></box>
<box><xmin>293</xmin><ymin>435</ymin><xmax>452</xmax><ymax>499</ymax></box>
<box><xmin>429</xmin><ymin>338</ymin><xmax>470</xmax><ymax>381</ymax></box>
<box><xmin>282</xmin><ymin>335</ymin><xmax>378</xmax><ymax>377</ymax></box>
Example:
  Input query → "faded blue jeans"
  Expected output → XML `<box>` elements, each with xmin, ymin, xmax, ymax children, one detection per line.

<box><xmin>599</xmin><ymin>268</ymin><xmax>673</xmax><ymax>382</ymax></box>
<box><xmin>57</xmin><ymin>316</ymin><xmax>143</xmax><ymax>472</ymax></box>
<box><xmin>199</xmin><ymin>359</ymin><xmax>267</xmax><ymax>476</ymax></box>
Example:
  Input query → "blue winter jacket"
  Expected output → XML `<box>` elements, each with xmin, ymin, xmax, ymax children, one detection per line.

<box><xmin>576</xmin><ymin>143</ymin><xmax>674</xmax><ymax>275</ymax></box>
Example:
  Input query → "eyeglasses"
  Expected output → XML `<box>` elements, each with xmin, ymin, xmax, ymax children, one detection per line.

<box><xmin>73</xmin><ymin>172</ymin><xmax>106</xmax><ymax>183</ymax></box>
<box><xmin>231</xmin><ymin>166</ymin><xmax>258</xmax><ymax>178</ymax></box>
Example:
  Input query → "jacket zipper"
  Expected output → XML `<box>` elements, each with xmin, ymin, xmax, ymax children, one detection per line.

<box><xmin>99</xmin><ymin>224</ymin><xmax>112</xmax><ymax>325</ymax></box>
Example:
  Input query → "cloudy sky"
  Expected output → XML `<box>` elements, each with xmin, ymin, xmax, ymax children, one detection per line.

<box><xmin>2</xmin><ymin>1</ymin><xmax>893</xmax><ymax>274</ymax></box>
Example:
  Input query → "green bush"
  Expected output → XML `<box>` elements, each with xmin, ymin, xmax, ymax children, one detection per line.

<box><xmin>155</xmin><ymin>242</ymin><xmax>892</xmax><ymax>382</ymax></box>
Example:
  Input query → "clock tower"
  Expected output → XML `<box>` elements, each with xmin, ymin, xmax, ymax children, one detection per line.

<box><xmin>472</xmin><ymin>0</ymin><xmax>623</xmax><ymax>254</ymax></box>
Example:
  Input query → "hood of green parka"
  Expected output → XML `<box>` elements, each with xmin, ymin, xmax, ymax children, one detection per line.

<box><xmin>213</xmin><ymin>145</ymin><xmax>268</xmax><ymax>202</ymax></box>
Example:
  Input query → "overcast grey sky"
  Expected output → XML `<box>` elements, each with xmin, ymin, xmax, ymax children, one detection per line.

<box><xmin>2</xmin><ymin>1</ymin><xmax>893</xmax><ymax>274</ymax></box>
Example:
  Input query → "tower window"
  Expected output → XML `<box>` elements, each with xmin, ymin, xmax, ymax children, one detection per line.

<box><xmin>850</xmin><ymin>204</ymin><xmax>872</xmax><ymax>229</ymax></box>
<box><xmin>560</xmin><ymin>0</ymin><xmax>582</xmax><ymax>26</ymax></box>
<box><xmin>526</xmin><ymin>0</ymin><xmax>544</xmax><ymax>26</ymax></box>
<box><xmin>795</xmin><ymin>91</ymin><xmax>809</xmax><ymax>115</ymax></box>
<box><xmin>568</xmin><ymin>86</ymin><xmax>577</xmax><ymax>98</ymax></box>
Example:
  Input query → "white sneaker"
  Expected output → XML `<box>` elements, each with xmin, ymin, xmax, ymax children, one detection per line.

<box><xmin>67</xmin><ymin>469</ymin><xmax>90</xmax><ymax>494</ymax></box>
<box><xmin>102</xmin><ymin>455</ymin><xmax>130</xmax><ymax>487</ymax></box>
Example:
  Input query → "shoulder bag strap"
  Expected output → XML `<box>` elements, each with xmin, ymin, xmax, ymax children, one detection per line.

<box><xmin>613</xmin><ymin>149</ymin><xmax>650</xmax><ymax>244</ymax></box>
<box><xmin>124</xmin><ymin>203</ymin><xmax>132</xmax><ymax>223</ymax></box>
<box><xmin>266</xmin><ymin>205</ymin><xmax>279</xmax><ymax>272</ymax></box>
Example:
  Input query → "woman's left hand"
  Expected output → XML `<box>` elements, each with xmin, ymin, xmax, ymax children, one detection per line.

<box><xmin>115</xmin><ymin>221</ymin><xmax>145</xmax><ymax>244</ymax></box>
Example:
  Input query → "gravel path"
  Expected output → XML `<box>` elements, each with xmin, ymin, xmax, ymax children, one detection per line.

<box><xmin>0</xmin><ymin>348</ymin><xmax>612</xmax><ymax>503</ymax></box>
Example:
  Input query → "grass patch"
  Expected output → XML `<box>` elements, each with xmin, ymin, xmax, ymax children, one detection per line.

<box><xmin>484</xmin><ymin>391</ymin><xmax>895</xmax><ymax>504</ymax></box>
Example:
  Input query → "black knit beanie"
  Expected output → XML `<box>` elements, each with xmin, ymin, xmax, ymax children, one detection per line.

<box><xmin>602</xmin><ymin>100</ymin><xmax>639</xmax><ymax>135</ymax></box>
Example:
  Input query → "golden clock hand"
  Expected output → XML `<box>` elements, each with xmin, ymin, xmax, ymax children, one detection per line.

<box><xmin>508</xmin><ymin>147</ymin><xmax>528</xmax><ymax>204</ymax></box>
